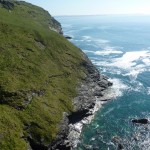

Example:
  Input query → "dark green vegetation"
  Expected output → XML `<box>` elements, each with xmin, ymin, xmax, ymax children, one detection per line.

<box><xmin>0</xmin><ymin>1</ymin><xmax>89</xmax><ymax>149</ymax></box>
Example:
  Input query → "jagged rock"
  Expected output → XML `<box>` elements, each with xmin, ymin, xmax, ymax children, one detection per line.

<box><xmin>100</xmin><ymin>99</ymin><xmax>110</xmax><ymax>102</ymax></box>
<box><xmin>93</xmin><ymin>90</ymin><xmax>104</xmax><ymax>96</ymax></box>
<box><xmin>112</xmin><ymin>136</ymin><xmax>124</xmax><ymax>150</ymax></box>
<box><xmin>132</xmin><ymin>119</ymin><xmax>148</xmax><ymax>124</ymax></box>
<box><xmin>50</xmin><ymin>56</ymin><xmax>112</xmax><ymax>149</ymax></box>
<box><xmin>0</xmin><ymin>0</ymin><xmax>14</xmax><ymax>10</ymax></box>
<box><xmin>108</xmin><ymin>81</ymin><xmax>113</xmax><ymax>86</ymax></box>
<box><xmin>0</xmin><ymin>89</ymin><xmax>46</xmax><ymax>110</ymax></box>
<box><xmin>49</xmin><ymin>113</ymin><xmax>70</xmax><ymax>150</ymax></box>
<box><xmin>65</xmin><ymin>36</ymin><xmax>72</xmax><ymax>39</ymax></box>
<box><xmin>93</xmin><ymin>86</ymin><xmax>105</xmax><ymax>96</ymax></box>
<box><xmin>117</xmin><ymin>143</ymin><xmax>124</xmax><ymax>150</ymax></box>
<box><xmin>112</xmin><ymin>136</ymin><xmax>122</xmax><ymax>143</ymax></box>
<box><xmin>83</xmin><ymin>144</ymin><xmax>93</xmax><ymax>149</ymax></box>
<box><xmin>98</xmin><ymin>80</ymin><xmax>109</xmax><ymax>88</ymax></box>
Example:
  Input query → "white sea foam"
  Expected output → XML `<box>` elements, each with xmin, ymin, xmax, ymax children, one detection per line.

<box><xmin>108</xmin><ymin>78</ymin><xmax>129</xmax><ymax>97</ymax></box>
<box><xmin>83</xmin><ymin>46</ymin><xmax>123</xmax><ymax>56</ymax></box>
<box><xmin>129</xmin><ymin>80</ymin><xmax>145</xmax><ymax>92</ymax></box>
<box><xmin>83</xmin><ymin>50</ymin><xmax>94</xmax><ymax>53</ymax></box>
<box><xmin>80</xmin><ymin>26</ymin><xmax>93</xmax><ymax>30</ymax></box>
<box><xmin>124</xmin><ymin>65</ymin><xmax>146</xmax><ymax>79</ymax></box>
<box><xmin>111</xmin><ymin>51</ymin><xmax>148</xmax><ymax>69</ymax></box>
<box><xmin>91</xmin><ymin>60</ymin><xmax>96</xmax><ymax>64</ymax></box>
<box><xmin>67</xmin><ymin>96</ymin><xmax>104</xmax><ymax>148</ymax></box>
<box><xmin>123</xmin><ymin>118</ymin><xmax>150</xmax><ymax>150</ymax></box>
<box><xmin>94</xmin><ymin>39</ymin><xmax>109</xmax><ymax>44</ymax></box>
<box><xmin>147</xmin><ymin>87</ymin><xmax>150</xmax><ymax>95</ymax></box>
<box><xmin>111</xmin><ymin>50</ymin><xmax>150</xmax><ymax>78</ymax></box>
<box><xmin>62</xmin><ymin>24</ymin><xmax>73</xmax><ymax>28</ymax></box>
<box><xmin>74</xmin><ymin>39</ymin><xmax>84</xmax><ymax>42</ymax></box>
<box><xmin>95</xmin><ymin>50</ymin><xmax>150</xmax><ymax>79</ymax></box>
<box><xmin>86</xmin><ymin>43</ymin><xmax>100</xmax><ymax>49</ymax></box>
<box><xmin>103</xmin><ymin>107</ymin><xmax>115</xmax><ymax>116</ymax></box>
<box><xmin>81</xmin><ymin>35</ymin><xmax>96</xmax><ymax>41</ymax></box>
<box><xmin>94</xmin><ymin>48</ymin><xmax>123</xmax><ymax>56</ymax></box>
<box><xmin>82</xmin><ymin>36</ymin><xmax>109</xmax><ymax>44</ymax></box>
<box><xmin>82</xmin><ymin>35</ymin><xmax>92</xmax><ymax>40</ymax></box>
<box><xmin>143</xmin><ymin>58</ymin><xmax>150</xmax><ymax>66</ymax></box>
<box><xmin>97</xmin><ymin>78</ymin><xmax>129</xmax><ymax>101</ymax></box>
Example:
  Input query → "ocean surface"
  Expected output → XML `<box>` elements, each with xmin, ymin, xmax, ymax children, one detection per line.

<box><xmin>56</xmin><ymin>15</ymin><xmax>150</xmax><ymax>150</ymax></box>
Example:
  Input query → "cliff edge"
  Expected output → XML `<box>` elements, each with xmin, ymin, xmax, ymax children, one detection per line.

<box><xmin>0</xmin><ymin>1</ymin><xmax>112</xmax><ymax>150</ymax></box>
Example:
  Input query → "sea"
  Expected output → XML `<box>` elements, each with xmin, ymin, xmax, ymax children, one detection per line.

<box><xmin>56</xmin><ymin>15</ymin><xmax>150</xmax><ymax>150</ymax></box>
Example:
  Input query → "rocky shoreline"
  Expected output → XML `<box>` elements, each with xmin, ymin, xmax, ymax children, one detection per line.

<box><xmin>50</xmin><ymin>54</ymin><xmax>113</xmax><ymax>150</ymax></box>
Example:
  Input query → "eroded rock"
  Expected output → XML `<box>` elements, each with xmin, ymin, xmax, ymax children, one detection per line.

<box><xmin>0</xmin><ymin>0</ymin><xmax>14</xmax><ymax>10</ymax></box>
<box><xmin>117</xmin><ymin>143</ymin><xmax>124</xmax><ymax>150</ymax></box>
<box><xmin>132</xmin><ymin>119</ymin><xmax>148</xmax><ymax>124</ymax></box>
<box><xmin>65</xmin><ymin>36</ymin><xmax>72</xmax><ymax>39</ymax></box>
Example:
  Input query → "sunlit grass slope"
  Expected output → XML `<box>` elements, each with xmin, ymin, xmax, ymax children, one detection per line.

<box><xmin>0</xmin><ymin>1</ymin><xmax>88</xmax><ymax>149</ymax></box>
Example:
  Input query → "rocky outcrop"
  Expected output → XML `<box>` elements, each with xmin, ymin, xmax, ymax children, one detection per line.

<box><xmin>50</xmin><ymin>55</ymin><xmax>112</xmax><ymax>149</ymax></box>
<box><xmin>132</xmin><ymin>119</ymin><xmax>148</xmax><ymax>124</ymax></box>
<box><xmin>49</xmin><ymin>17</ymin><xmax>63</xmax><ymax>34</ymax></box>
<box><xmin>0</xmin><ymin>0</ymin><xmax>63</xmax><ymax>34</ymax></box>
<box><xmin>0</xmin><ymin>0</ymin><xmax>14</xmax><ymax>10</ymax></box>
<box><xmin>49</xmin><ymin>113</ymin><xmax>70</xmax><ymax>150</ymax></box>
<box><xmin>117</xmin><ymin>143</ymin><xmax>124</xmax><ymax>150</ymax></box>
<box><xmin>65</xmin><ymin>36</ymin><xmax>72</xmax><ymax>39</ymax></box>
<box><xmin>0</xmin><ymin>88</ymin><xmax>45</xmax><ymax>110</ymax></box>
<box><xmin>0</xmin><ymin>1</ymin><xmax>111</xmax><ymax>149</ymax></box>
<box><xmin>112</xmin><ymin>136</ymin><xmax>124</xmax><ymax>150</ymax></box>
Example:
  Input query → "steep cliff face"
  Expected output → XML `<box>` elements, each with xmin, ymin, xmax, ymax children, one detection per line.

<box><xmin>0</xmin><ymin>1</ymin><xmax>111</xmax><ymax>150</ymax></box>
<box><xmin>50</xmin><ymin>56</ymin><xmax>112</xmax><ymax>150</ymax></box>
<box><xmin>0</xmin><ymin>1</ymin><xmax>83</xmax><ymax>149</ymax></box>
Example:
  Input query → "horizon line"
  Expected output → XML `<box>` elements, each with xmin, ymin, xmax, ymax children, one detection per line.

<box><xmin>54</xmin><ymin>13</ymin><xmax>150</xmax><ymax>17</ymax></box>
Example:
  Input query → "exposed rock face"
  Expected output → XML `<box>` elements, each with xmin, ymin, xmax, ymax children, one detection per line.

<box><xmin>73</xmin><ymin>60</ymin><xmax>112</xmax><ymax>113</ymax></box>
<box><xmin>50</xmin><ymin>17</ymin><xmax>63</xmax><ymax>34</ymax></box>
<box><xmin>112</xmin><ymin>136</ymin><xmax>122</xmax><ymax>143</ymax></box>
<box><xmin>0</xmin><ymin>88</ymin><xmax>45</xmax><ymax>110</ymax></box>
<box><xmin>112</xmin><ymin>136</ymin><xmax>124</xmax><ymax>150</ymax></box>
<box><xmin>65</xmin><ymin>36</ymin><xmax>72</xmax><ymax>39</ymax></box>
<box><xmin>117</xmin><ymin>143</ymin><xmax>124</xmax><ymax>150</ymax></box>
<box><xmin>0</xmin><ymin>0</ymin><xmax>14</xmax><ymax>10</ymax></box>
<box><xmin>132</xmin><ymin>119</ymin><xmax>148</xmax><ymax>124</ymax></box>
<box><xmin>0</xmin><ymin>0</ymin><xmax>63</xmax><ymax>34</ymax></box>
<box><xmin>50</xmin><ymin>54</ymin><xmax>112</xmax><ymax>150</ymax></box>
<box><xmin>49</xmin><ymin>113</ymin><xmax>70</xmax><ymax>150</ymax></box>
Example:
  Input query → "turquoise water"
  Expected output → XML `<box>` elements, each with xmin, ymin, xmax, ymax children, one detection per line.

<box><xmin>56</xmin><ymin>15</ymin><xmax>150</xmax><ymax>150</ymax></box>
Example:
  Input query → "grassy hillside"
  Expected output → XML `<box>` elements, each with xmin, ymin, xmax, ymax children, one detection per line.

<box><xmin>0</xmin><ymin>1</ymin><xmax>88</xmax><ymax>149</ymax></box>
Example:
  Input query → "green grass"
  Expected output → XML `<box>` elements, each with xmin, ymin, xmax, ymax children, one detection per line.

<box><xmin>0</xmin><ymin>1</ymin><xmax>87</xmax><ymax>149</ymax></box>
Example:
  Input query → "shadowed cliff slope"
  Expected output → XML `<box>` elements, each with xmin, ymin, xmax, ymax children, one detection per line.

<box><xmin>0</xmin><ymin>1</ymin><xmax>93</xmax><ymax>149</ymax></box>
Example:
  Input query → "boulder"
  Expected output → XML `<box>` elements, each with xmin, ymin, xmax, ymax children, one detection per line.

<box><xmin>100</xmin><ymin>99</ymin><xmax>110</xmax><ymax>102</ymax></box>
<box><xmin>112</xmin><ymin>136</ymin><xmax>121</xmax><ymax>143</ymax></box>
<box><xmin>112</xmin><ymin>136</ymin><xmax>124</xmax><ymax>150</ymax></box>
<box><xmin>97</xmin><ymin>80</ymin><xmax>108</xmax><ymax>88</ymax></box>
<box><xmin>132</xmin><ymin>119</ymin><xmax>148</xmax><ymax>124</ymax></box>
<box><xmin>117</xmin><ymin>143</ymin><xmax>124</xmax><ymax>150</ymax></box>
<box><xmin>65</xmin><ymin>36</ymin><xmax>72</xmax><ymax>39</ymax></box>
<box><xmin>108</xmin><ymin>81</ymin><xmax>113</xmax><ymax>86</ymax></box>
